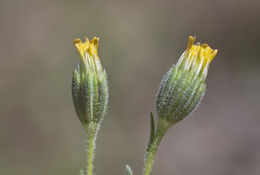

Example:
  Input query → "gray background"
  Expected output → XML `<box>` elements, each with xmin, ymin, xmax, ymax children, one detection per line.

<box><xmin>1</xmin><ymin>0</ymin><xmax>260</xmax><ymax>175</ymax></box>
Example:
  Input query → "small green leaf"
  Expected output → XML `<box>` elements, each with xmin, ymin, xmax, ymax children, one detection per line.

<box><xmin>149</xmin><ymin>112</ymin><xmax>155</xmax><ymax>143</ymax></box>
<box><xmin>125</xmin><ymin>164</ymin><xmax>133</xmax><ymax>175</ymax></box>
<box><xmin>146</xmin><ymin>112</ymin><xmax>155</xmax><ymax>152</ymax></box>
<box><xmin>79</xmin><ymin>169</ymin><xmax>84</xmax><ymax>175</ymax></box>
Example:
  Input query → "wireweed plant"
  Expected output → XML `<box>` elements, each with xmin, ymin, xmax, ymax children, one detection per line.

<box><xmin>71</xmin><ymin>36</ymin><xmax>217</xmax><ymax>175</ymax></box>
<box><xmin>72</xmin><ymin>37</ymin><xmax>108</xmax><ymax>175</ymax></box>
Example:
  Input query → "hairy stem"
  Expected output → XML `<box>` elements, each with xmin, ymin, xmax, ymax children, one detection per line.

<box><xmin>143</xmin><ymin>121</ymin><xmax>168</xmax><ymax>175</ymax></box>
<box><xmin>85</xmin><ymin>122</ymin><xmax>99</xmax><ymax>175</ymax></box>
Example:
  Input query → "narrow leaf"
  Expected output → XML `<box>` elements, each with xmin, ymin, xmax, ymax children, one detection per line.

<box><xmin>150</xmin><ymin>112</ymin><xmax>155</xmax><ymax>143</ymax></box>
<box><xmin>79</xmin><ymin>169</ymin><xmax>84</xmax><ymax>175</ymax></box>
<box><xmin>146</xmin><ymin>112</ymin><xmax>155</xmax><ymax>152</ymax></box>
<box><xmin>125</xmin><ymin>164</ymin><xmax>133</xmax><ymax>175</ymax></box>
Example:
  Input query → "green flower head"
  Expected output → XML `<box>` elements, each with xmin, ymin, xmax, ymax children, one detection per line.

<box><xmin>72</xmin><ymin>37</ymin><xmax>108</xmax><ymax>125</ymax></box>
<box><xmin>157</xmin><ymin>36</ymin><xmax>217</xmax><ymax>126</ymax></box>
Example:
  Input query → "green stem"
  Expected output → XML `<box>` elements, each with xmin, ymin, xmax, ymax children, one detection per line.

<box><xmin>143</xmin><ymin>121</ymin><xmax>168</xmax><ymax>175</ymax></box>
<box><xmin>85</xmin><ymin>122</ymin><xmax>99</xmax><ymax>175</ymax></box>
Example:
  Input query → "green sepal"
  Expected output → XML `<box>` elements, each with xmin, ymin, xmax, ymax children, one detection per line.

<box><xmin>92</xmin><ymin>72</ymin><xmax>99</xmax><ymax>122</ymax></box>
<box><xmin>97</xmin><ymin>70</ymin><xmax>109</xmax><ymax>123</ymax></box>
<box><xmin>125</xmin><ymin>164</ymin><xmax>133</xmax><ymax>175</ymax></box>
<box><xmin>87</xmin><ymin>72</ymin><xmax>94</xmax><ymax>122</ymax></box>
<box><xmin>184</xmin><ymin>82</ymin><xmax>206</xmax><ymax>117</ymax></box>
<box><xmin>156</xmin><ymin>66</ymin><xmax>177</xmax><ymax>114</ymax></box>
<box><xmin>72</xmin><ymin>68</ymin><xmax>88</xmax><ymax>124</ymax></box>
<box><xmin>165</xmin><ymin>70</ymin><xmax>189</xmax><ymax>117</ymax></box>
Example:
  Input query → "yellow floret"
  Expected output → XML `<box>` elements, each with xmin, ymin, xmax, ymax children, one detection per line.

<box><xmin>74</xmin><ymin>37</ymin><xmax>99</xmax><ymax>61</ymax></box>
<box><xmin>177</xmin><ymin>36</ymin><xmax>217</xmax><ymax>77</ymax></box>
<box><xmin>73</xmin><ymin>37</ymin><xmax>102</xmax><ymax>74</ymax></box>
<box><xmin>187</xmin><ymin>36</ymin><xmax>217</xmax><ymax>67</ymax></box>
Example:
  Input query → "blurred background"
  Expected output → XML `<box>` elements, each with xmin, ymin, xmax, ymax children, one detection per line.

<box><xmin>1</xmin><ymin>0</ymin><xmax>260</xmax><ymax>175</ymax></box>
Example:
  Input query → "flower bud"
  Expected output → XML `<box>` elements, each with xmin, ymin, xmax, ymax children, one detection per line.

<box><xmin>72</xmin><ymin>37</ymin><xmax>108</xmax><ymax>125</ymax></box>
<box><xmin>156</xmin><ymin>36</ymin><xmax>217</xmax><ymax>125</ymax></box>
